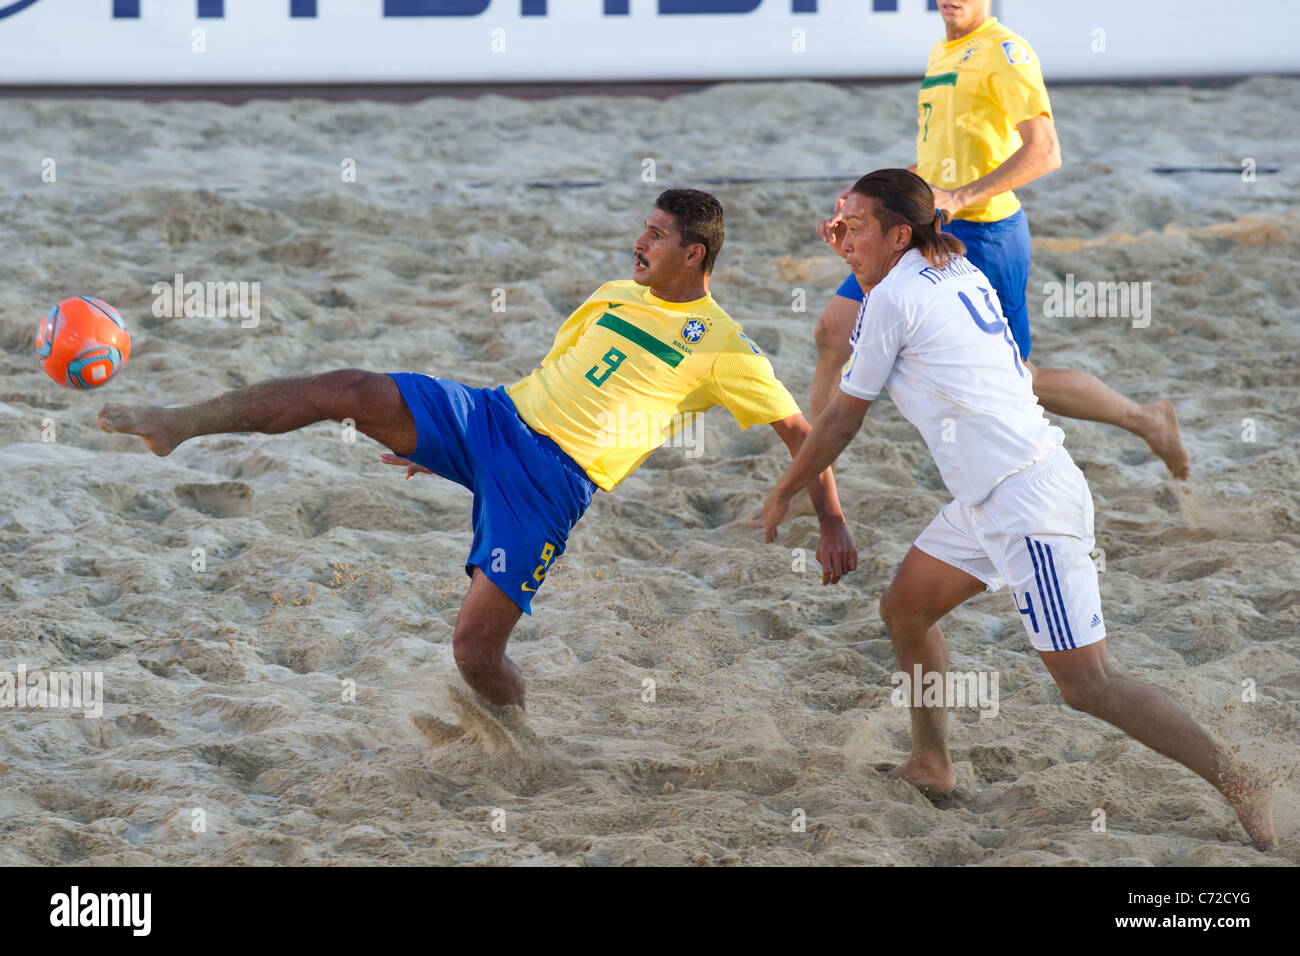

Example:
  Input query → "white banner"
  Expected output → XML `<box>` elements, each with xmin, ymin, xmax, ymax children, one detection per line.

<box><xmin>0</xmin><ymin>0</ymin><xmax>1292</xmax><ymax>85</ymax></box>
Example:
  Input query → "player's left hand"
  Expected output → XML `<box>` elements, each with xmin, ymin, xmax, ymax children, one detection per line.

<box><xmin>815</xmin><ymin>517</ymin><xmax>858</xmax><ymax>585</ymax></box>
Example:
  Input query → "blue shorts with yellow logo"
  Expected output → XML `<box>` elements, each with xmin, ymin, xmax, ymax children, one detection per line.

<box><xmin>387</xmin><ymin>373</ymin><xmax>596</xmax><ymax>615</ymax></box>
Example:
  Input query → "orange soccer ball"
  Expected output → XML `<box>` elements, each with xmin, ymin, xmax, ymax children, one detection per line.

<box><xmin>35</xmin><ymin>296</ymin><xmax>131</xmax><ymax>389</ymax></box>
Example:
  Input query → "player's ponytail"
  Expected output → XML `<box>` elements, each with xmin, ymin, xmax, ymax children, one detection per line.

<box><xmin>850</xmin><ymin>169</ymin><xmax>966</xmax><ymax>270</ymax></box>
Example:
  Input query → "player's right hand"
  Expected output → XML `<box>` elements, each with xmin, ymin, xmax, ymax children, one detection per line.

<box><xmin>379</xmin><ymin>453</ymin><xmax>433</xmax><ymax>479</ymax></box>
<box><xmin>822</xmin><ymin>218</ymin><xmax>848</xmax><ymax>258</ymax></box>
<box><xmin>816</xmin><ymin>213</ymin><xmax>840</xmax><ymax>244</ymax></box>
<box><xmin>816</xmin><ymin>188</ymin><xmax>852</xmax><ymax>243</ymax></box>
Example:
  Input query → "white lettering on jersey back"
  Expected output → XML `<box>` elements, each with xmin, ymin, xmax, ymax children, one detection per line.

<box><xmin>840</xmin><ymin>249</ymin><xmax>1063</xmax><ymax>506</ymax></box>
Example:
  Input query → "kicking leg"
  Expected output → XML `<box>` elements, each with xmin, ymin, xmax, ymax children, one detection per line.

<box><xmin>452</xmin><ymin>567</ymin><xmax>526</xmax><ymax>710</ymax></box>
<box><xmin>1042</xmin><ymin>639</ymin><xmax>1276</xmax><ymax>850</ymax></box>
<box><xmin>98</xmin><ymin>368</ymin><xmax>416</xmax><ymax>457</ymax></box>
<box><xmin>878</xmin><ymin>546</ymin><xmax>987</xmax><ymax>797</ymax></box>
<box><xmin>1027</xmin><ymin>361</ymin><xmax>1190</xmax><ymax>480</ymax></box>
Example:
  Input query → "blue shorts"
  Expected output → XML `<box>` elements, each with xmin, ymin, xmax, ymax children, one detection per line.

<box><xmin>387</xmin><ymin>373</ymin><xmax>596</xmax><ymax>615</ymax></box>
<box><xmin>833</xmin><ymin>207</ymin><xmax>1033</xmax><ymax>359</ymax></box>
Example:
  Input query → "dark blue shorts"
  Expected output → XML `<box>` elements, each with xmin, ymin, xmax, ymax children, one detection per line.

<box><xmin>833</xmin><ymin>207</ymin><xmax>1033</xmax><ymax>359</ymax></box>
<box><xmin>387</xmin><ymin>373</ymin><xmax>596</xmax><ymax>615</ymax></box>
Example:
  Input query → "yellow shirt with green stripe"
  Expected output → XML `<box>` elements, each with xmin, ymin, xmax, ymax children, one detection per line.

<box><xmin>916</xmin><ymin>17</ymin><xmax>1052</xmax><ymax>223</ymax></box>
<box><xmin>506</xmin><ymin>280</ymin><xmax>801</xmax><ymax>492</ymax></box>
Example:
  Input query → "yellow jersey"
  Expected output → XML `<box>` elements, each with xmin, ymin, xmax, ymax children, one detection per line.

<box><xmin>506</xmin><ymin>280</ymin><xmax>801</xmax><ymax>492</ymax></box>
<box><xmin>916</xmin><ymin>17</ymin><xmax>1052</xmax><ymax>223</ymax></box>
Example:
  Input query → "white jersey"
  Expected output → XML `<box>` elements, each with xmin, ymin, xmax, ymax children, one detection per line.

<box><xmin>839</xmin><ymin>248</ymin><xmax>1063</xmax><ymax>506</ymax></box>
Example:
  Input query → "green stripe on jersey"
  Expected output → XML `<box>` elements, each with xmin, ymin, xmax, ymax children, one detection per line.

<box><xmin>595</xmin><ymin>313</ymin><xmax>683</xmax><ymax>368</ymax></box>
<box><xmin>921</xmin><ymin>72</ymin><xmax>958</xmax><ymax>89</ymax></box>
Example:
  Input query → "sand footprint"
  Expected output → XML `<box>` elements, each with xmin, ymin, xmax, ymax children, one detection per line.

<box><xmin>409</xmin><ymin>711</ymin><xmax>467</xmax><ymax>748</ymax></box>
<box><xmin>1172</xmin><ymin>482</ymin><xmax>1276</xmax><ymax>541</ymax></box>
<box><xmin>175</xmin><ymin>481</ymin><xmax>253</xmax><ymax>518</ymax></box>
<box><xmin>410</xmin><ymin>686</ymin><xmax>573</xmax><ymax>790</ymax></box>
<box><xmin>412</xmin><ymin>685</ymin><xmax>527</xmax><ymax>759</ymax></box>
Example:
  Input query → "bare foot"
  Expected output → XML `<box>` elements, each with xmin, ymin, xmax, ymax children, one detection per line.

<box><xmin>1221</xmin><ymin>769</ymin><xmax>1278</xmax><ymax>852</ymax></box>
<box><xmin>888</xmin><ymin>754</ymin><xmax>956</xmax><ymax>798</ymax></box>
<box><xmin>1138</xmin><ymin>400</ymin><xmax>1191</xmax><ymax>480</ymax></box>
<box><xmin>97</xmin><ymin>403</ymin><xmax>183</xmax><ymax>457</ymax></box>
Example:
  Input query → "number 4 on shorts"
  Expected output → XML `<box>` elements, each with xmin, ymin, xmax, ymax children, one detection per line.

<box><xmin>1015</xmin><ymin>590</ymin><xmax>1039</xmax><ymax>634</ymax></box>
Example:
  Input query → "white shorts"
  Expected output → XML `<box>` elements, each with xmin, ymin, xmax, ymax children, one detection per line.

<box><xmin>913</xmin><ymin>445</ymin><xmax>1106</xmax><ymax>653</ymax></box>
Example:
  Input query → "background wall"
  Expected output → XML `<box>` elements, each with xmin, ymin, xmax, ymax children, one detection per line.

<box><xmin>0</xmin><ymin>0</ymin><xmax>1293</xmax><ymax>86</ymax></box>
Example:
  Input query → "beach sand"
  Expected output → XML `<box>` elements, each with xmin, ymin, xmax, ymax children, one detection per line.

<box><xmin>0</xmin><ymin>76</ymin><xmax>1297</xmax><ymax>865</ymax></box>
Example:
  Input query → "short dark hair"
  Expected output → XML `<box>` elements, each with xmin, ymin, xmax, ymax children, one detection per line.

<box><xmin>654</xmin><ymin>188</ymin><xmax>725</xmax><ymax>275</ymax></box>
<box><xmin>850</xmin><ymin>168</ymin><xmax>966</xmax><ymax>270</ymax></box>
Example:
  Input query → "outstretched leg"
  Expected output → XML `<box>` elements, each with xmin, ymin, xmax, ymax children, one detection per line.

<box><xmin>1042</xmin><ymin>640</ymin><xmax>1276</xmax><ymax>851</ymax></box>
<box><xmin>878</xmin><ymin>546</ymin><xmax>987</xmax><ymax>797</ymax></box>
<box><xmin>453</xmin><ymin>567</ymin><xmax>526</xmax><ymax>709</ymax></box>
<box><xmin>98</xmin><ymin>368</ymin><xmax>417</xmax><ymax>457</ymax></box>
<box><xmin>1027</xmin><ymin>361</ymin><xmax>1190</xmax><ymax>480</ymax></box>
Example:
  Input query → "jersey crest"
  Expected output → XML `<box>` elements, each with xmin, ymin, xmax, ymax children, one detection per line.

<box><xmin>681</xmin><ymin>318</ymin><xmax>706</xmax><ymax>344</ymax></box>
<box><xmin>1000</xmin><ymin>39</ymin><xmax>1030</xmax><ymax>65</ymax></box>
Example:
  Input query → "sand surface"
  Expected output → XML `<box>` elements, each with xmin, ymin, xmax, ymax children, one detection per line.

<box><xmin>0</xmin><ymin>76</ymin><xmax>1297</xmax><ymax>865</ymax></box>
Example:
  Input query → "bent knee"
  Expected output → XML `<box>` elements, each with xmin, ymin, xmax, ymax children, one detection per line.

<box><xmin>318</xmin><ymin>367</ymin><xmax>371</xmax><ymax>391</ymax></box>
<box><xmin>453</xmin><ymin>631</ymin><xmax>500</xmax><ymax>677</ymax></box>
<box><xmin>314</xmin><ymin>368</ymin><xmax>385</xmax><ymax>420</ymax></box>
<box><xmin>1055</xmin><ymin>674</ymin><xmax>1105</xmax><ymax>714</ymax></box>
<box><xmin>879</xmin><ymin>589</ymin><xmax>935</xmax><ymax>637</ymax></box>
<box><xmin>813</xmin><ymin>302</ymin><xmax>857</xmax><ymax>355</ymax></box>
<box><xmin>811</xmin><ymin>312</ymin><xmax>852</xmax><ymax>353</ymax></box>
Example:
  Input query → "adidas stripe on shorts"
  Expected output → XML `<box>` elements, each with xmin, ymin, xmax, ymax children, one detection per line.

<box><xmin>913</xmin><ymin>445</ymin><xmax>1105</xmax><ymax>652</ymax></box>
